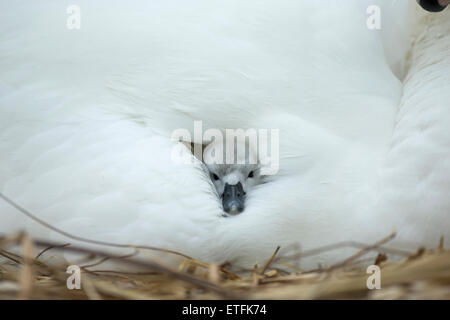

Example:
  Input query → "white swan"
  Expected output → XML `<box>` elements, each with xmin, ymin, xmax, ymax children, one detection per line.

<box><xmin>0</xmin><ymin>0</ymin><xmax>448</xmax><ymax>270</ymax></box>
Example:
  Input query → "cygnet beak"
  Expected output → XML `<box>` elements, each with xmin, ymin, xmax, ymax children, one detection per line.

<box><xmin>222</xmin><ymin>182</ymin><xmax>245</xmax><ymax>215</ymax></box>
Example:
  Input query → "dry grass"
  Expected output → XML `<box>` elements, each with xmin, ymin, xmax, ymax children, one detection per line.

<box><xmin>0</xmin><ymin>232</ymin><xmax>449</xmax><ymax>300</ymax></box>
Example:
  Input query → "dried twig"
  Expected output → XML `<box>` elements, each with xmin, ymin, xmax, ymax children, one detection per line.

<box><xmin>325</xmin><ymin>231</ymin><xmax>397</xmax><ymax>272</ymax></box>
<box><xmin>18</xmin><ymin>234</ymin><xmax>34</xmax><ymax>299</ymax></box>
<box><xmin>260</xmin><ymin>246</ymin><xmax>281</xmax><ymax>275</ymax></box>
<box><xmin>35</xmin><ymin>243</ymin><xmax>71</xmax><ymax>260</ymax></box>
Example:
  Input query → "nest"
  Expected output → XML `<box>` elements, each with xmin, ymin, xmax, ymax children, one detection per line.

<box><xmin>0</xmin><ymin>232</ymin><xmax>449</xmax><ymax>300</ymax></box>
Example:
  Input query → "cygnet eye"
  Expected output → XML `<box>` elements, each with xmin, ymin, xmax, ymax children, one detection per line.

<box><xmin>248</xmin><ymin>171</ymin><xmax>254</xmax><ymax>178</ymax></box>
<box><xmin>211</xmin><ymin>173</ymin><xmax>220</xmax><ymax>181</ymax></box>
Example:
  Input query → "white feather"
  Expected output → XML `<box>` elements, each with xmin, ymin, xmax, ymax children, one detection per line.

<box><xmin>0</xmin><ymin>0</ymin><xmax>448</xmax><ymax>269</ymax></box>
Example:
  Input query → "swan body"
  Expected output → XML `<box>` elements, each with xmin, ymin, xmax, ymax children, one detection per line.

<box><xmin>0</xmin><ymin>0</ymin><xmax>449</xmax><ymax>269</ymax></box>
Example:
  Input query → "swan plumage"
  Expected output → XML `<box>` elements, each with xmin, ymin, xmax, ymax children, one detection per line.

<box><xmin>0</xmin><ymin>0</ymin><xmax>449</xmax><ymax>269</ymax></box>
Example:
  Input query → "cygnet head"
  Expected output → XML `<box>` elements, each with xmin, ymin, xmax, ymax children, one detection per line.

<box><xmin>203</xmin><ymin>140</ymin><xmax>263</xmax><ymax>215</ymax></box>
